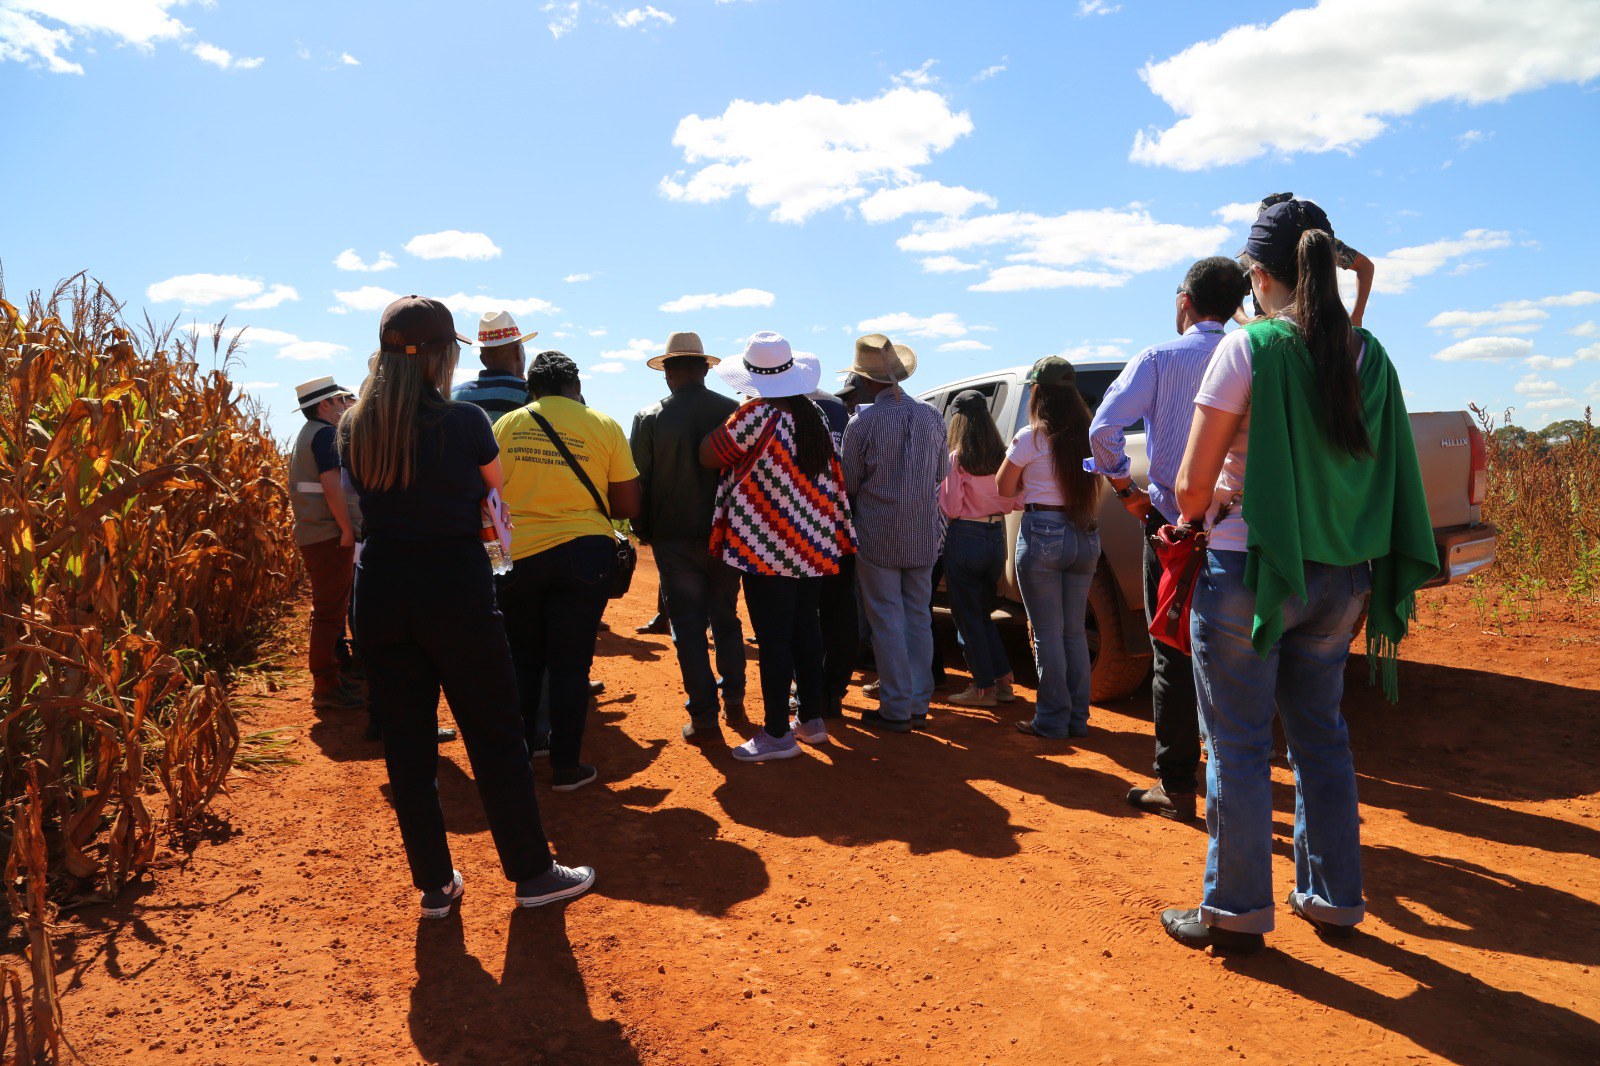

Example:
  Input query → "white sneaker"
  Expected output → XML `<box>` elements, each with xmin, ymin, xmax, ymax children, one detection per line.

<box><xmin>731</xmin><ymin>730</ymin><xmax>802</xmax><ymax>762</ymax></box>
<box><xmin>789</xmin><ymin>716</ymin><xmax>829</xmax><ymax>745</ymax></box>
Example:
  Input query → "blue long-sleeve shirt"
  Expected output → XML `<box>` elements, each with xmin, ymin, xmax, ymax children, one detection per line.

<box><xmin>1084</xmin><ymin>322</ymin><xmax>1227</xmax><ymax>524</ymax></box>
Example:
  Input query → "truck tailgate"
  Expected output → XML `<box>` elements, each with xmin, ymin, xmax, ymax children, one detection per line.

<box><xmin>1410</xmin><ymin>411</ymin><xmax>1479</xmax><ymax>531</ymax></box>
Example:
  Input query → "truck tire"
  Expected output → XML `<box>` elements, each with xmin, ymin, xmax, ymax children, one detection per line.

<box><xmin>1088</xmin><ymin>564</ymin><xmax>1150</xmax><ymax>702</ymax></box>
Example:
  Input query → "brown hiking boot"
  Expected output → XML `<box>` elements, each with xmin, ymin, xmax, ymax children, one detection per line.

<box><xmin>1126</xmin><ymin>781</ymin><xmax>1197</xmax><ymax>821</ymax></box>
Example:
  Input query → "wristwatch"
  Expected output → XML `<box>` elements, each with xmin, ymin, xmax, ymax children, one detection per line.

<box><xmin>1114</xmin><ymin>485</ymin><xmax>1136</xmax><ymax>499</ymax></box>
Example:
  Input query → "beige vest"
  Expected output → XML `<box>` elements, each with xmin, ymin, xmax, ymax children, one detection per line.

<box><xmin>289</xmin><ymin>419</ymin><xmax>360</xmax><ymax>547</ymax></box>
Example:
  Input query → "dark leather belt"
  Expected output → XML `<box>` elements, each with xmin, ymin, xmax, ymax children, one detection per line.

<box><xmin>952</xmin><ymin>515</ymin><xmax>1006</xmax><ymax>525</ymax></box>
<box><xmin>1024</xmin><ymin>503</ymin><xmax>1066</xmax><ymax>512</ymax></box>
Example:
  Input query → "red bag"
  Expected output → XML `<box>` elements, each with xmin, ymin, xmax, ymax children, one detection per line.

<box><xmin>1148</xmin><ymin>498</ymin><xmax>1235</xmax><ymax>655</ymax></box>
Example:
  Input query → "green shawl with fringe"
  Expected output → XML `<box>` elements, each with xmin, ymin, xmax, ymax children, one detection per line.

<box><xmin>1239</xmin><ymin>318</ymin><xmax>1437</xmax><ymax>700</ymax></box>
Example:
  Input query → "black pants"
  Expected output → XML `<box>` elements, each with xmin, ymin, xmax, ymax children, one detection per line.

<box><xmin>354</xmin><ymin>536</ymin><xmax>553</xmax><ymax>891</ymax></box>
<box><xmin>818</xmin><ymin>554</ymin><xmax>859</xmax><ymax>703</ymax></box>
<box><xmin>741</xmin><ymin>571</ymin><xmax>826</xmax><ymax>737</ymax></box>
<box><xmin>1144</xmin><ymin>512</ymin><xmax>1201</xmax><ymax>792</ymax></box>
<box><xmin>497</xmin><ymin>535</ymin><xmax>615</xmax><ymax>770</ymax></box>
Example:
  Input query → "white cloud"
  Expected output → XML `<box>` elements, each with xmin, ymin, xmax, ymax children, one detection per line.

<box><xmin>1525</xmin><ymin>355</ymin><xmax>1576</xmax><ymax>370</ymax></box>
<box><xmin>1515</xmin><ymin>374</ymin><xmax>1560</xmax><ymax>396</ymax></box>
<box><xmin>1578</xmin><ymin>343</ymin><xmax>1600</xmax><ymax>362</ymax></box>
<box><xmin>183</xmin><ymin>324</ymin><xmax>302</xmax><ymax>349</ymax></box>
<box><xmin>1370</xmin><ymin>230</ymin><xmax>1512</xmax><ymax>294</ymax></box>
<box><xmin>236</xmin><ymin>381</ymin><xmax>279</xmax><ymax>392</ymax></box>
<box><xmin>969</xmin><ymin>265</ymin><xmax>1131</xmax><ymax>293</ymax></box>
<box><xmin>564</xmin><ymin>272</ymin><xmax>594</xmax><ymax>283</ymax></box>
<box><xmin>919</xmin><ymin>255</ymin><xmax>982</xmax><ymax>274</ymax></box>
<box><xmin>588</xmin><ymin>361</ymin><xmax>626</xmax><ymax>374</ymax></box>
<box><xmin>1057</xmin><ymin>343</ymin><xmax>1132</xmax><ymax>362</ymax></box>
<box><xmin>1427</xmin><ymin>307</ymin><xmax>1547</xmax><ymax>333</ymax></box>
<box><xmin>1130</xmin><ymin>0</ymin><xmax>1600</xmax><ymax>170</ymax></box>
<box><xmin>1431</xmin><ymin>336</ymin><xmax>1535</xmax><ymax>363</ymax></box>
<box><xmin>856</xmin><ymin>312</ymin><xmax>967</xmax><ymax>339</ymax></box>
<box><xmin>1503</xmin><ymin>290</ymin><xmax>1600</xmax><ymax>309</ymax></box>
<box><xmin>973</xmin><ymin>60</ymin><xmax>1006</xmax><ymax>81</ymax></box>
<box><xmin>404</xmin><ymin>230</ymin><xmax>502</xmax><ymax>261</ymax></box>
<box><xmin>893</xmin><ymin>59</ymin><xmax>939</xmax><ymax>88</ymax></box>
<box><xmin>597</xmin><ymin>338</ymin><xmax>662</xmax><ymax>362</ymax></box>
<box><xmin>0</xmin><ymin>0</ymin><xmax>187</xmax><ymax>75</ymax></box>
<box><xmin>1214</xmin><ymin>201</ymin><xmax>1260</xmax><ymax>225</ymax></box>
<box><xmin>1078</xmin><ymin>0</ymin><xmax>1121</xmax><ymax>15</ymax></box>
<box><xmin>658</xmin><ymin>288</ymin><xmax>775</xmax><ymax>314</ymax></box>
<box><xmin>544</xmin><ymin>0</ymin><xmax>579</xmax><ymax>38</ymax></box>
<box><xmin>188</xmin><ymin>42</ymin><xmax>263</xmax><ymax>71</ymax></box>
<box><xmin>613</xmin><ymin>5</ymin><xmax>673</xmax><ymax>28</ymax></box>
<box><xmin>335</xmin><ymin>249</ymin><xmax>397</xmax><ymax>272</ymax></box>
<box><xmin>938</xmin><ymin>340</ymin><xmax>991</xmax><ymax>352</ymax></box>
<box><xmin>278</xmin><ymin>341</ymin><xmax>349</xmax><ymax>361</ymax></box>
<box><xmin>660</xmin><ymin>86</ymin><xmax>974</xmax><ymax>224</ymax></box>
<box><xmin>1456</xmin><ymin>129</ymin><xmax>1490</xmax><ymax>150</ymax></box>
<box><xmin>898</xmin><ymin>207</ymin><xmax>1229</xmax><ymax>291</ymax></box>
<box><xmin>858</xmin><ymin>181</ymin><xmax>996</xmax><ymax>223</ymax></box>
<box><xmin>235</xmin><ymin>284</ymin><xmax>299</xmax><ymax>310</ymax></box>
<box><xmin>149</xmin><ymin>273</ymin><xmax>268</xmax><ymax>306</ymax></box>
<box><xmin>235</xmin><ymin>55</ymin><xmax>263</xmax><ymax>70</ymax></box>
<box><xmin>1568</xmin><ymin>321</ymin><xmax>1599</xmax><ymax>338</ymax></box>
<box><xmin>1526</xmin><ymin>396</ymin><xmax>1579</xmax><ymax>412</ymax></box>
<box><xmin>330</xmin><ymin>285</ymin><xmax>401</xmax><ymax>313</ymax></box>
<box><xmin>340</xmin><ymin>52</ymin><xmax>359</xmax><ymax>66</ymax></box>
<box><xmin>442</xmin><ymin>293</ymin><xmax>558</xmax><ymax>316</ymax></box>
<box><xmin>588</xmin><ymin>328</ymin><xmax>607</xmax><ymax>336</ymax></box>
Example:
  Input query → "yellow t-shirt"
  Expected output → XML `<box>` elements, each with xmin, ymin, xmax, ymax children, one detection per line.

<box><xmin>494</xmin><ymin>396</ymin><xmax>639</xmax><ymax>560</ymax></box>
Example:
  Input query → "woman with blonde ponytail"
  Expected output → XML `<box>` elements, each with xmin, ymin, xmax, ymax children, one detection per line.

<box><xmin>1159</xmin><ymin>202</ymin><xmax>1436</xmax><ymax>954</ymax></box>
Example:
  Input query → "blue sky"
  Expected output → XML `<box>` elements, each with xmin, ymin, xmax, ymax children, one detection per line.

<box><xmin>4</xmin><ymin>0</ymin><xmax>1599</xmax><ymax>438</ymax></box>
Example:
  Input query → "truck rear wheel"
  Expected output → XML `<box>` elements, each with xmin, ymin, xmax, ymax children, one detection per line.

<box><xmin>1088</xmin><ymin>564</ymin><xmax>1150</xmax><ymax>702</ymax></box>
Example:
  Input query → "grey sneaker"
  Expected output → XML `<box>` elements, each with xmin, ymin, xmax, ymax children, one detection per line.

<box><xmin>731</xmin><ymin>730</ymin><xmax>801</xmax><ymax>762</ymax></box>
<box><xmin>515</xmin><ymin>863</ymin><xmax>596</xmax><ymax>907</ymax></box>
<box><xmin>995</xmin><ymin>677</ymin><xmax>1016</xmax><ymax>703</ymax></box>
<box><xmin>551</xmin><ymin>764</ymin><xmax>598</xmax><ymax>792</ymax></box>
<box><xmin>946</xmin><ymin>685</ymin><xmax>997</xmax><ymax>708</ymax></box>
<box><xmin>789</xmin><ymin>716</ymin><xmax>829</xmax><ymax>745</ymax></box>
<box><xmin>420</xmin><ymin>870</ymin><xmax>464</xmax><ymax>919</ymax></box>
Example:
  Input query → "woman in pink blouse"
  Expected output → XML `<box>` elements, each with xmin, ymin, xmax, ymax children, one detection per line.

<box><xmin>938</xmin><ymin>391</ymin><xmax>1022</xmax><ymax>708</ymax></box>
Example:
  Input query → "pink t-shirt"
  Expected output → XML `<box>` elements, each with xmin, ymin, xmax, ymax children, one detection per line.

<box><xmin>1003</xmin><ymin>425</ymin><xmax>1065</xmax><ymax>506</ymax></box>
<box><xmin>939</xmin><ymin>452</ymin><xmax>1023</xmax><ymax>520</ymax></box>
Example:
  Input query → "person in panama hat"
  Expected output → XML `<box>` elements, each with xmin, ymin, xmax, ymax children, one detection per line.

<box><xmin>451</xmin><ymin>309</ymin><xmax>541</xmax><ymax>419</ymax></box>
<box><xmin>699</xmin><ymin>332</ymin><xmax>856</xmax><ymax>761</ymax></box>
<box><xmin>837</xmin><ymin>334</ymin><xmax>948</xmax><ymax>733</ymax></box>
<box><xmin>629</xmin><ymin>332</ymin><xmax>746</xmax><ymax>741</ymax></box>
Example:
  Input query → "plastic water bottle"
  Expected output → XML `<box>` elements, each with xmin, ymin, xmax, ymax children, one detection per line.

<box><xmin>481</xmin><ymin>520</ymin><xmax>512</xmax><ymax>575</ymax></box>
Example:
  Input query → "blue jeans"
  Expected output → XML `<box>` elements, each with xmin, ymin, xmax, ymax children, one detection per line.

<box><xmin>1015</xmin><ymin>511</ymin><xmax>1098</xmax><ymax>736</ymax></box>
<box><xmin>855</xmin><ymin>556</ymin><xmax>935</xmax><ymax>722</ymax></box>
<box><xmin>1191</xmin><ymin>549</ymin><xmax>1370</xmax><ymax>934</ymax></box>
<box><xmin>653</xmin><ymin>540</ymin><xmax>746</xmax><ymax>720</ymax></box>
<box><xmin>943</xmin><ymin>520</ymin><xmax>1011</xmax><ymax>689</ymax></box>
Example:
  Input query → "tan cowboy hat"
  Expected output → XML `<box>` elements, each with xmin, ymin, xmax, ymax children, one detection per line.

<box><xmin>840</xmin><ymin>333</ymin><xmax>917</xmax><ymax>384</ymax></box>
<box><xmin>647</xmin><ymin>331</ymin><xmax>721</xmax><ymax>371</ymax></box>
<box><xmin>475</xmin><ymin>309</ymin><xmax>538</xmax><ymax>349</ymax></box>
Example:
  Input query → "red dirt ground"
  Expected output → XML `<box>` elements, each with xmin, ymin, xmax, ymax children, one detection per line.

<box><xmin>44</xmin><ymin>554</ymin><xmax>1600</xmax><ymax>1064</ymax></box>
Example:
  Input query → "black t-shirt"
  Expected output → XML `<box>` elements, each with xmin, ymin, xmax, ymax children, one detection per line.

<box><xmin>344</xmin><ymin>399</ymin><xmax>498</xmax><ymax>540</ymax></box>
<box><xmin>309</xmin><ymin>422</ymin><xmax>340</xmax><ymax>474</ymax></box>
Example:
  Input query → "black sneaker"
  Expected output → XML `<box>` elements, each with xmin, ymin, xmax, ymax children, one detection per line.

<box><xmin>515</xmin><ymin>863</ymin><xmax>596</xmax><ymax>908</ymax></box>
<box><xmin>1160</xmin><ymin>908</ymin><xmax>1264</xmax><ymax>955</ymax></box>
<box><xmin>859</xmin><ymin>710</ymin><xmax>912</xmax><ymax>734</ymax></box>
<box><xmin>420</xmin><ymin>870</ymin><xmax>464</xmax><ymax>919</ymax></box>
<box><xmin>1286</xmin><ymin>891</ymin><xmax>1357</xmax><ymax>940</ymax></box>
<box><xmin>588</xmin><ymin>679</ymin><xmax>606</xmax><ymax>696</ymax></box>
<box><xmin>528</xmin><ymin>733</ymin><xmax>551</xmax><ymax>759</ymax></box>
<box><xmin>551</xmin><ymin>764</ymin><xmax>598</xmax><ymax>792</ymax></box>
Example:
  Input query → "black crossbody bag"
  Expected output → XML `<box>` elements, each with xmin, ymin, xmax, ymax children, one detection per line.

<box><xmin>526</xmin><ymin>410</ymin><xmax>637</xmax><ymax>599</ymax></box>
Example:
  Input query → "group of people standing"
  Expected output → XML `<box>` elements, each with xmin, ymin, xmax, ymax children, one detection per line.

<box><xmin>287</xmin><ymin>194</ymin><xmax>1434</xmax><ymax>956</ymax></box>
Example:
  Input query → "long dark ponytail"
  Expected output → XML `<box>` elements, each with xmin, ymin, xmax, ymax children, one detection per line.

<box><xmin>1247</xmin><ymin>229</ymin><xmax>1372</xmax><ymax>458</ymax></box>
<box><xmin>767</xmin><ymin>395</ymin><xmax>834</xmax><ymax>477</ymax></box>
<box><xmin>1028</xmin><ymin>383</ymin><xmax>1099</xmax><ymax>528</ymax></box>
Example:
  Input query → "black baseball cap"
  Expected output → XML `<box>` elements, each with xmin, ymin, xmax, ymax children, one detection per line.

<box><xmin>378</xmin><ymin>295</ymin><xmax>473</xmax><ymax>355</ymax></box>
<box><xmin>952</xmin><ymin>389</ymin><xmax>989</xmax><ymax>415</ymax></box>
<box><xmin>1238</xmin><ymin>199</ymin><xmax>1334</xmax><ymax>274</ymax></box>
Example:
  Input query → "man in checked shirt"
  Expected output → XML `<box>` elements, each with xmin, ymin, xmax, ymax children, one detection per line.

<box><xmin>1086</xmin><ymin>257</ymin><xmax>1251</xmax><ymax>821</ymax></box>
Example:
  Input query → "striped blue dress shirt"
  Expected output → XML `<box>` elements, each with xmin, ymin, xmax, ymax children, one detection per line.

<box><xmin>1084</xmin><ymin>322</ymin><xmax>1227</xmax><ymax>525</ymax></box>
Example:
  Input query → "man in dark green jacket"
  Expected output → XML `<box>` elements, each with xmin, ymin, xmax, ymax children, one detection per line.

<box><xmin>630</xmin><ymin>333</ymin><xmax>746</xmax><ymax>740</ymax></box>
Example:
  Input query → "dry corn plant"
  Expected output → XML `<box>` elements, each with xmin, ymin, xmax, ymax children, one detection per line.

<box><xmin>1</xmin><ymin>273</ymin><xmax>298</xmax><ymax>1061</ymax></box>
<box><xmin>1470</xmin><ymin>404</ymin><xmax>1600</xmax><ymax>600</ymax></box>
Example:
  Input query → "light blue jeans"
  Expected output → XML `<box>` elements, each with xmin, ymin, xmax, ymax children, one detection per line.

<box><xmin>856</xmin><ymin>556</ymin><xmax>935</xmax><ymax>722</ymax></box>
<box><xmin>1014</xmin><ymin>511</ymin><xmax>1098</xmax><ymax>737</ymax></box>
<box><xmin>1191</xmin><ymin>549</ymin><xmax>1370</xmax><ymax>934</ymax></box>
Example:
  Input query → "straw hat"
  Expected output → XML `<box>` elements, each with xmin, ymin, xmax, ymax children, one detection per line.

<box><xmin>647</xmin><ymin>331</ymin><xmax>722</xmax><ymax>371</ymax></box>
<box><xmin>475</xmin><ymin>309</ymin><xmax>538</xmax><ymax>349</ymax></box>
<box><xmin>840</xmin><ymin>333</ymin><xmax>917</xmax><ymax>384</ymax></box>
<box><xmin>715</xmin><ymin>332</ymin><xmax>818</xmax><ymax>399</ymax></box>
<box><xmin>295</xmin><ymin>376</ymin><xmax>353</xmax><ymax>412</ymax></box>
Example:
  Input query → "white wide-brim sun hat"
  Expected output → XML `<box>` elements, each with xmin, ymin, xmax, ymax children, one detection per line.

<box><xmin>715</xmin><ymin>331</ymin><xmax>818</xmax><ymax>399</ymax></box>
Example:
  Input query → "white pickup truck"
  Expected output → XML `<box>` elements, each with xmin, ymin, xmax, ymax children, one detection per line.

<box><xmin>919</xmin><ymin>360</ymin><xmax>1498</xmax><ymax>700</ymax></box>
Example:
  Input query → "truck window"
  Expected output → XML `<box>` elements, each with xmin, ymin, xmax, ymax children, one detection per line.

<box><xmin>1013</xmin><ymin>369</ymin><xmax>1130</xmax><ymax>435</ymax></box>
